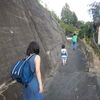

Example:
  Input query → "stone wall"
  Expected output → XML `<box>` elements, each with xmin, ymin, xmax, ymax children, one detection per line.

<box><xmin>0</xmin><ymin>0</ymin><xmax>65</xmax><ymax>99</ymax></box>
<box><xmin>79</xmin><ymin>39</ymin><xmax>100</xmax><ymax>73</ymax></box>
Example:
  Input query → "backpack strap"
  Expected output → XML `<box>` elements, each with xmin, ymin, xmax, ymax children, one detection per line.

<box><xmin>18</xmin><ymin>54</ymin><xmax>35</xmax><ymax>73</ymax></box>
<box><xmin>25</xmin><ymin>54</ymin><xmax>35</xmax><ymax>61</ymax></box>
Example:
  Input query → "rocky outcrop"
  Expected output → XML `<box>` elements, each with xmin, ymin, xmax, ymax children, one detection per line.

<box><xmin>0</xmin><ymin>0</ymin><xmax>65</xmax><ymax>99</ymax></box>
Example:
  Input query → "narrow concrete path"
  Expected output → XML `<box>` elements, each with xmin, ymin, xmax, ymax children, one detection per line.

<box><xmin>45</xmin><ymin>42</ymin><xmax>100</xmax><ymax>100</ymax></box>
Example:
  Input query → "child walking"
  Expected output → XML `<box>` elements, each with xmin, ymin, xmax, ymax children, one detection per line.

<box><xmin>61</xmin><ymin>44</ymin><xmax>68</xmax><ymax>65</ymax></box>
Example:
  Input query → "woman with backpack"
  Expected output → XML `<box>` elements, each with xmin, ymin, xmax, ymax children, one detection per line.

<box><xmin>23</xmin><ymin>41</ymin><xmax>45</xmax><ymax>100</ymax></box>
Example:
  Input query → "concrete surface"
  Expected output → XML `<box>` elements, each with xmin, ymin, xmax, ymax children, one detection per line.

<box><xmin>45</xmin><ymin>43</ymin><xmax>100</xmax><ymax>100</ymax></box>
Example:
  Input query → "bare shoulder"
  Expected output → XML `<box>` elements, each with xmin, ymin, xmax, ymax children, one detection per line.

<box><xmin>35</xmin><ymin>55</ymin><xmax>41</xmax><ymax>61</ymax></box>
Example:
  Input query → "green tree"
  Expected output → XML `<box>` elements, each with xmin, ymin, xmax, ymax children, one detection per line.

<box><xmin>78</xmin><ymin>22</ymin><xmax>93</xmax><ymax>39</ymax></box>
<box><xmin>76</xmin><ymin>21</ymin><xmax>84</xmax><ymax>28</ymax></box>
<box><xmin>61</xmin><ymin>3</ymin><xmax>72</xmax><ymax>24</ymax></box>
<box><xmin>89</xmin><ymin>2</ymin><xmax>100</xmax><ymax>21</ymax></box>
<box><xmin>60</xmin><ymin>20</ymin><xmax>77</xmax><ymax>35</ymax></box>
<box><xmin>61</xmin><ymin>3</ymin><xmax>78</xmax><ymax>26</ymax></box>
<box><xmin>72</xmin><ymin>12</ymin><xmax>78</xmax><ymax>26</ymax></box>
<box><xmin>89</xmin><ymin>2</ymin><xmax>100</xmax><ymax>44</ymax></box>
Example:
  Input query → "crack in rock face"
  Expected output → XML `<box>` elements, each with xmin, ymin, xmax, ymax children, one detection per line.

<box><xmin>0</xmin><ymin>0</ymin><xmax>65</xmax><ymax>99</ymax></box>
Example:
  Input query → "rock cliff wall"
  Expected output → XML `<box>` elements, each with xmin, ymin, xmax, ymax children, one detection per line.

<box><xmin>0</xmin><ymin>0</ymin><xmax>65</xmax><ymax>99</ymax></box>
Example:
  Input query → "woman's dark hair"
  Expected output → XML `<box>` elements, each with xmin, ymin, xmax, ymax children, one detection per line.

<box><xmin>26</xmin><ymin>41</ymin><xmax>40</xmax><ymax>56</ymax></box>
<box><xmin>62</xmin><ymin>44</ymin><xmax>65</xmax><ymax>49</ymax></box>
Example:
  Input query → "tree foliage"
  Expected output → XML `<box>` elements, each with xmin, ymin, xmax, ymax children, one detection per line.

<box><xmin>78</xmin><ymin>22</ymin><xmax>93</xmax><ymax>39</ymax></box>
<box><xmin>61</xmin><ymin>3</ymin><xmax>78</xmax><ymax>26</ymax></box>
<box><xmin>50</xmin><ymin>11</ymin><xmax>60</xmax><ymax>22</ymax></box>
<box><xmin>42</xmin><ymin>2</ymin><xmax>79</xmax><ymax>35</ymax></box>
<box><xmin>89</xmin><ymin>2</ymin><xmax>100</xmax><ymax>21</ymax></box>
<box><xmin>60</xmin><ymin>20</ymin><xmax>77</xmax><ymax>35</ymax></box>
<box><xmin>89</xmin><ymin>1</ymin><xmax>100</xmax><ymax>45</ymax></box>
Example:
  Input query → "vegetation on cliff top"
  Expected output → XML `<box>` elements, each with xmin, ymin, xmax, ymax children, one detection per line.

<box><xmin>39</xmin><ymin>1</ymin><xmax>100</xmax><ymax>56</ymax></box>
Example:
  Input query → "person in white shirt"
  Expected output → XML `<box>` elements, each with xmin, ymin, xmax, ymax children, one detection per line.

<box><xmin>61</xmin><ymin>44</ymin><xmax>68</xmax><ymax>65</ymax></box>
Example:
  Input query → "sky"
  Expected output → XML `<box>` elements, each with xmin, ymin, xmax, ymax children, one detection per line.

<box><xmin>40</xmin><ymin>0</ymin><xmax>99</xmax><ymax>22</ymax></box>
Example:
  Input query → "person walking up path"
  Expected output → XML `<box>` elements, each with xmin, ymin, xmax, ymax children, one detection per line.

<box><xmin>72</xmin><ymin>33</ymin><xmax>78</xmax><ymax>50</ymax></box>
<box><xmin>61</xmin><ymin>44</ymin><xmax>68</xmax><ymax>66</ymax></box>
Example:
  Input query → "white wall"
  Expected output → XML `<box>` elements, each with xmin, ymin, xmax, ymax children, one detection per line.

<box><xmin>98</xmin><ymin>26</ymin><xmax>100</xmax><ymax>45</ymax></box>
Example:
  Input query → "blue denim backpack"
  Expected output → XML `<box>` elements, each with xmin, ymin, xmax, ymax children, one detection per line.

<box><xmin>10</xmin><ymin>54</ymin><xmax>34</xmax><ymax>85</ymax></box>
